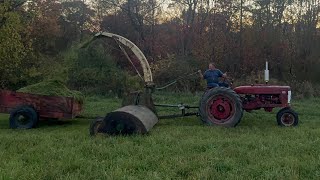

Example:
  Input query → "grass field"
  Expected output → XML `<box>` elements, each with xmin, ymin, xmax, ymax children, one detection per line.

<box><xmin>1</xmin><ymin>92</ymin><xmax>320</xmax><ymax>179</ymax></box>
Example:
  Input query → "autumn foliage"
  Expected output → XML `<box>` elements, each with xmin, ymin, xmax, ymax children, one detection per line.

<box><xmin>1</xmin><ymin>0</ymin><xmax>320</xmax><ymax>96</ymax></box>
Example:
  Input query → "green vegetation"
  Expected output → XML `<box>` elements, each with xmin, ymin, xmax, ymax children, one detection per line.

<box><xmin>68</xmin><ymin>43</ymin><xmax>144</xmax><ymax>97</ymax></box>
<box><xmin>17</xmin><ymin>80</ymin><xmax>84</xmax><ymax>102</ymax></box>
<box><xmin>0</xmin><ymin>1</ymin><xmax>37</xmax><ymax>89</ymax></box>
<box><xmin>0</xmin><ymin>93</ymin><xmax>320</xmax><ymax>179</ymax></box>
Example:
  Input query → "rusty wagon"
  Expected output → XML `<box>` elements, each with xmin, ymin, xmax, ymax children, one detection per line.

<box><xmin>0</xmin><ymin>90</ymin><xmax>83</xmax><ymax>129</ymax></box>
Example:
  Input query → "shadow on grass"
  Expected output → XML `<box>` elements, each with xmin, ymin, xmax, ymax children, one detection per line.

<box><xmin>38</xmin><ymin>119</ymin><xmax>74</xmax><ymax>127</ymax></box>
<box><xmin>0</xmin><ymin>117</ymin><xmax>92</xmax><ymax>130</ymax></box>
<box><xmin>157</xmin><ymin>117</ymin><xmax>203</xmax><ymax>127</ymax></box>
<box><xmin>37</xmin><ymin>118</ymin><xmax>92</xmax><ymax>128</ymax></box>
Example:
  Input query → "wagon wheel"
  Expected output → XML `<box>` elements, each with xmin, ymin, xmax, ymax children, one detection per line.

<box><xmin>9</xmin><ymin>106</ymin><xmax>39</xmax><ymax>129</ymax></box>
<box><xmin>277</xmin><ymin>108</ymin><xmax>299</xmax><ymax>127</ymax></box>
<box><xmin>199</xmin><ymin>87</ymin><xmax>243</xmax><ymax>127</ymax></box>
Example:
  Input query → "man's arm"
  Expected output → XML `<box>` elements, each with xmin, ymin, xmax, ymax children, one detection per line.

<box><xmin>218</xmin><ymin>70</ymin><xmax>227</xmax><ymax>78</ymax></box>
<box><xmin>198</xmin><ymin>70</ymin><xmax>204</xmax><ymax>79</ymax></box>
<box><xmin>199</xmin><ymin>70</ymin><xmax>208</xmax><ymax>79</ymax></box>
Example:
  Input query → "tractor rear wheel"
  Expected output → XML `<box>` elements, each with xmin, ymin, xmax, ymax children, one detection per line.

<box><xmin>199</xmin><ymin>87</ymin><xmax>243</xmax><ymax>127</ymax></box>
<box><xmin>276</xmin><ymin>108</ymin><xmax>298</xmax><ymax>127</ymax></box>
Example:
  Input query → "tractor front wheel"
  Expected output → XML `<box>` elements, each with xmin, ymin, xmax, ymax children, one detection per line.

<box><xmin>277</xmin><ymin>108</ymin><xmax>298</xmax><ymax>127</ymax></box>
<box><xmin>199</xmin><ymin>87</ymin><xmax>243</xmax><ymax>127</ymax></box>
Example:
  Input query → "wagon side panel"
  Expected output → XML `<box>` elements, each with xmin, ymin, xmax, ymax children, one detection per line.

<box><xmin>37</xmin><ymin>96</ymin><xmax>74</xmax><ymax>119</ymax></box>
<box><xmin>0</xmin><ymin>90</ymin><xmax>78</xmax><ymax>120</ymax></box>
<box><xmin>0</xmin><ymin>90</ymin><xmax>40</xmax><ymax>113</ymax></box>
<box><xmin>71</xmin><ymin>99</ymin><xmax>83</xmax><ymax>118</ymax></box>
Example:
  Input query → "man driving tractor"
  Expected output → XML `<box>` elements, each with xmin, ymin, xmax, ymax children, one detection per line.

<box><xmin>198</xmin><ymin>63</ymin><xmax>229</xmax><ymax>88</ymax></box>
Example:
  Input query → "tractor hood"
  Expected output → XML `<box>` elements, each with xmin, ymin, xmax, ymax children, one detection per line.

<box><xmin>234</xmin><ymin>85</ymin><xmax>291</xmax><ymax>95</ymax></box>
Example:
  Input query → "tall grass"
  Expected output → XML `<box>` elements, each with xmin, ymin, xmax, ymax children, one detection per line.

<box><xmin>0</xmin><ymin>93</ymin><xmax>320</xmax><ymax>179</ymax></box>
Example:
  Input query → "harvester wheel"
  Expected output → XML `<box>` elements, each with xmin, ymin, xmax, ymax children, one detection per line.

<box><xmin>199</xmin><ymin>87</ymin><xmax>243</xmax><ymax>127</ymax></box>
<box><xmin>9</xmin><ymin>106</ymin><xmax>38</xmax><ymax>129</ymax></box>
<box><xmin>89</xmin><ymin>117</ymin><xmax>106</xmax><ymax>136</ymax></box>
<box><xmin>277</xmin><ymin>108</ymin><xmax>298</xmax><ymax>127</ymax></box>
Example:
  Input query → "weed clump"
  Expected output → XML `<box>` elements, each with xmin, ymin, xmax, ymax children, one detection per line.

<box><xmin>17</xmin><ymin>80</ymin><xmax>84</xmax><ymax>102</ymax></box>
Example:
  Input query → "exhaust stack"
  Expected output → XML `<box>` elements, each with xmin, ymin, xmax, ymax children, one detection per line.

<box><xmin>265</xmin><ymin>61</ymin><xmax>269</xmax><ymax>84</ymax></box>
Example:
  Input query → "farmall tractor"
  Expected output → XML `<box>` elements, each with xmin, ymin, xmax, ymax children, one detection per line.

<box><xmin>87</xmin><ymin>32</ymin><xmax>299</xmax><ymax>136</ymax></box>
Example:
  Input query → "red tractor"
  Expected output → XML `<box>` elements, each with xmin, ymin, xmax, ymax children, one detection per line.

<box><xmin>199</xmin><ymin>85</ymin><xmax>297</xmax><ymax>128</ymax></box>
<box><xmin>198</xmin><ymin>60</ymin><xmax>297</xmax><ymax>127</ymax></box>
<box><xmin>86</xmin><ymin>32</ymin><xmax>298</xmax><ymax>136</ymax></box>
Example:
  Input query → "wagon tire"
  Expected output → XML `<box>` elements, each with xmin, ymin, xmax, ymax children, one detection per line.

<box><xmin>199</xmin><ymin>87</ymin><xmax>243</xmax><ymax>127</ymax></box>
<box><xmin>277</xmin><ymin>108</ymin><xmax>298</xmax><ymax>127</ymax></box>
<box><xmin>9</xmin><ymin>106</ymin><xmax>39</xmax><ymax>129</ymax></box>
<box><xmin>89</xmin><ymin>117</ymin><xmax>106</xmax><ymax>136</ymax></box>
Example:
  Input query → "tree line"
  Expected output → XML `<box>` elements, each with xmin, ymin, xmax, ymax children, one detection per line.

<box><xmin>1</xmin><ymin>0</ymin><xmax>320</xmax><ymax>96</ymax></box>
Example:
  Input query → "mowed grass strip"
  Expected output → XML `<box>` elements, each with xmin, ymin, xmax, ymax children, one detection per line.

<box><xmin>0</xmin><ymin>92</ymin><xmax>320</xmax><ymax>179</ymax></box>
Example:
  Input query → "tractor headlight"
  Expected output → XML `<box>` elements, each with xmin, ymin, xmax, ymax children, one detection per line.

<box><xmin>288</xmin><ymin>90</ymin><xmax>292</xmax><ymax>104</ymax></box>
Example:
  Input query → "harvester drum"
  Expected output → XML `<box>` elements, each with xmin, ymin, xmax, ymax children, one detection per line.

<box><xmin>90</xmin><ymin>105</ymin><xmax>158</xmax><ymax>135</ymax></box>
<box><xmin>103</xmin><ymin>105</ymin><xmax>158</xmax><ymax>135</ymax></box>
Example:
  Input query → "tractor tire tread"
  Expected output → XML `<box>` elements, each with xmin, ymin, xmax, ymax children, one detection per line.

<box><xmin>199</xmin><ymin>87</ymin><xmax>243</xmax><ymax>127</ymax></box>
<box><xmin>276</xmin><ymin>108</ymin><xmax>299</xmax><ymax>127</ymax></box>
